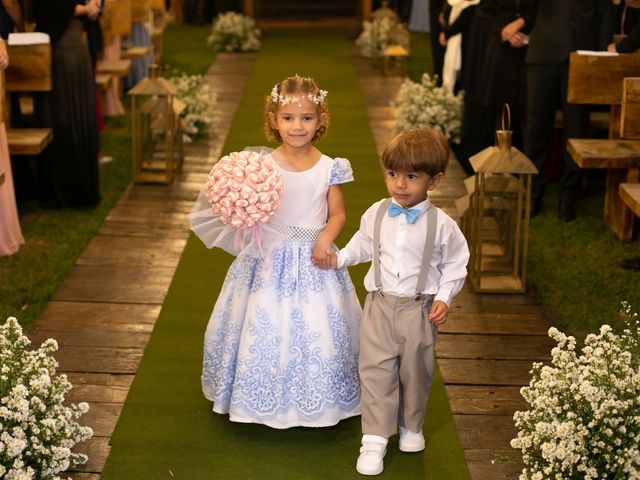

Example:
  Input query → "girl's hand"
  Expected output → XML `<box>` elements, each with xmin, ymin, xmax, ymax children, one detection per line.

<box><xmin>428</xmin><ymin>300</ymin><xmax>449</xmax><ymax>326</ymax></box>
<box><xmin>312</xmin><ymin>236</ymin><xmax>333</xmax><ymax>270</ymax></box>
<box><xmin>0</xmin><ymin>40</ymin><xmax>8</xmax><ymax>70</ymax></box>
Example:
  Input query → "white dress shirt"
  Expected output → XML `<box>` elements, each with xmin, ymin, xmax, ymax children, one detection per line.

<box><xmin>337</xmin><ymin>197</ymin><xmax>469</xmax><ymax>305</ymax></box>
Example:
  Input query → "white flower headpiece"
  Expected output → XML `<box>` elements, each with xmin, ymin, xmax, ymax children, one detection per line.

<box><xmin>270</xmin><ymin>85</ymin><xmax>328</xmax><ymax>108</ymax></box>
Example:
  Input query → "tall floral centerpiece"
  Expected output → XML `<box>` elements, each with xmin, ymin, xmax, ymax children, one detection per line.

<box><xmin>0</xmin><ymin>317</ymin><xmax>93</xmax><ymax>479</ymax></box>
<box><xmin>511</xmin><ymin>302</ymin><xmax>640</xmax><ymax>479</ymax></box>
<box><xmin>207</xmin><ymin>11</ymin><xmax>261</xmax><ymax>52</ymax></box>
<box><xmin>394</xmin><ymin>73</ymin><xmax>463</xmax><ymax>144</ymax></box>
<box><xmin>169</xmin><ymin>71</ymin><xmax>220</xmax><ymax>141</ymax></box>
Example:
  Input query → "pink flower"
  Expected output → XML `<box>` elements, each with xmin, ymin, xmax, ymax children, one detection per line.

<box><xmin>205</xmin><ymin>151</ymin><xmax>284</xmax><ymax>228</ymax></box>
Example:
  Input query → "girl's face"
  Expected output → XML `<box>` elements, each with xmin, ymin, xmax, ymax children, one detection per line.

<box><xmin>270</xmin><ymin>97</ymin><xmax>322</xmax><ymax>149</ymax></box>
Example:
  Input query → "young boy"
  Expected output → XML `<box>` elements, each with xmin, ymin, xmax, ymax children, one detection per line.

<box><xmin>325</xmin><ymin>127</ymin><xmax>469</xmax><ymax>475</ymax></box>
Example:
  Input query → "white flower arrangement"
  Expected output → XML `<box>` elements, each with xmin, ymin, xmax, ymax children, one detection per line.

<box><xmin>0</xmin><ymin>317</ymin><xmax>93</xmax><ymax>479</ymax></box>
<box><xmin>355</xmin><ymin>17</ymin><xmax>410</xmax><ymax>58</ymax></box>
<box><xmin>169</xmin><ymin>72</ymin><xmax>220</xmax><ymax>141</ymax></box>
<box><xmin>511</xmin><ymin>302</ymin><xmax>640</xmax><ymax>480</ymax></box>
<box><xmin>207</xmin><ymin>11</ymin><xmax>261</xmax><ymax>52</ymax></box>
<box><xmin>393</xmin><ymin>73</ymin><xmax>463</xmax><ymax>143</ymax></box>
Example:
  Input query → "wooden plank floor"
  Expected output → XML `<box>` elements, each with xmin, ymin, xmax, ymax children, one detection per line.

<box><xmin>352</xmin><ymin>55</ymin><xmax>552</xmax><ymax>480</ymax></box>
<box><xmin>25</xmin><ymin>49</ymin><xmax>552</xmax><ymax>480</ymax></box>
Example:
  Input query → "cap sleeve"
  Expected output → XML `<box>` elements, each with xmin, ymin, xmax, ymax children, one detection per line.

<box><xmin>329</xmin><ymin>157</ymin><xmax>354</xmax><ymax>185</ymax></box>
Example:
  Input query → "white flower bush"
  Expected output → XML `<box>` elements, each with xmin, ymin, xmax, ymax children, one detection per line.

<box><xmin>0</xmin><ymin>317</ymin><xmax>93</xmax><ymax>479</ymax></box>
<box><xmin>356</xmin><ymin>17</ymin><xmax>410</xmax><ymax>58</ymax></box>
<box><xmin>207</xmin><ymin>11</ymin><xmax>261</xmax><ymax>52</ymax></box>
<box><xmin>511</xmin><ymin>302</ymin><xmax>640</xmax><ymax>480</ymax></box>
<box><xmin>170</xmin><ymin>72</ymin><xmax>220</xmax><ymax>141</ymax></box>
<box><xmin>394</xmin><ymin>73</ymin><xmax>463</xmax><ymax>143</ymax></box>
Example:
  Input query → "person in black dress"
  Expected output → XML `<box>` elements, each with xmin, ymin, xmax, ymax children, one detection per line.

<box><xmin>32</xmin><ymin>0</ymin><xmax>101</xmax><ymax>208</ymax></box>
<box><xmin>456</xmin><ymin>0</ymin><xmax>535</xmax><ymax>174</ymax></box>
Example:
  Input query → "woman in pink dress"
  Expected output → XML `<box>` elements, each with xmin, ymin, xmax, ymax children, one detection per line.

<box><xmin>0</xmin><ymin>36</ymin><xmax>25</xmax><ymax>256</ymax></box>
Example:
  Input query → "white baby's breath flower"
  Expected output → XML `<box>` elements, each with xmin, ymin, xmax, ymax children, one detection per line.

<box><xmin>393</xmin><ymin>73</ymin><xmax>462</xmax><ymax>143</ymax></box>
<box><xmin>512</xmin><ymin>304</ymin><xmax>640</xmax><ymax>479</ymax></box>
<box><xmin>0</xmin><ymin>317</ymin><xmax>93</xmax><ymax>478</ymax></box>
<box><xmin>207</xmin><ymin>12</ymin><xmax>261</xmax><ymax>52</ymax></box>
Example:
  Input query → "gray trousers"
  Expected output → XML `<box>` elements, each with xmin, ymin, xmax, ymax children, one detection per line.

<box><xmin>359</xmin><ymin>291</ymin><xmax>437</xmax><ymax>438</ymax></box>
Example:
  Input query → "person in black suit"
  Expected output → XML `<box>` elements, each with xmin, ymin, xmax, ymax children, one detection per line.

<box><xmin>525</xmin><ymin>0</ymin><xmax>612</xmax><ymax>221</ymax></box>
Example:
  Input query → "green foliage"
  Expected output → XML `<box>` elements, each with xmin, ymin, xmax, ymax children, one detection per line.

<box><xmin>527</xmin><ymin>185</ymin><xmax>640</xmax><ymax>342</ymax></box>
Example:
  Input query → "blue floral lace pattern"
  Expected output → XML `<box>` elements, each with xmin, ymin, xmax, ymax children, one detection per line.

<box><xmin>201</xmin><ymin>239</ymin><xmax>361</xmax><ymax>427</ymax></box>
<box><xmin>329</xmin><ymin>157</ymin><xmax>354</xmax><ymax>185</ymax></box>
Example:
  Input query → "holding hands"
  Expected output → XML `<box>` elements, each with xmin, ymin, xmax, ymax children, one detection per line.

<box><xmin>0</xmin><ymin>39</ymin><xmax>9</xmax><ymax>70</ymax></box>
<box><xmin>311</xmin><ymin>234</ymin><xmax>336</xmax><ymax>270</ymax></box>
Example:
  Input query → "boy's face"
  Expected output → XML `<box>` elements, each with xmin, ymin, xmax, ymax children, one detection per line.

<box><xmin>384</xmin><ymin>168</ymin><xmax>443</xmax><ymax>208</ymax></box>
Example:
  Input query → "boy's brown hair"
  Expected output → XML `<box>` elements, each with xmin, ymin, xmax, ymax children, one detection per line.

<box><xmin>264</xmin><ymin>75</ymin><xmax>329</xmax><ymax>143</ymax></box>
<box><xmin>381</xmin><ymin>127</ymin><xmax>450</xmax><ymax>177</ymax></box>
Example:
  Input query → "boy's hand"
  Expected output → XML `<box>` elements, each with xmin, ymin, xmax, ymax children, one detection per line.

<box><xmin>322</xmin><ymin>250</ymin><xmax>338</xmax><ymax>270</ymax></box>
<box><xmin>428</xmin><ymin>300</ymin><xmax>449</xmax><ymax>325</ymax></box>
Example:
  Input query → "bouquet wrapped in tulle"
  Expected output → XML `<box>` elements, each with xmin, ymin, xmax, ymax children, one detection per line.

<box><xmin>205</xmin><ymin>150</ymin><xmax>283</xmax><ymax>228</ymax></box>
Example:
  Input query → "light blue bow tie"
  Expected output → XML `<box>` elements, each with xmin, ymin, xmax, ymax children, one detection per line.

<box><xmin>388</xmin><ymin>203</ymin><xmax>420</xmax><ymax>224</ymax></box>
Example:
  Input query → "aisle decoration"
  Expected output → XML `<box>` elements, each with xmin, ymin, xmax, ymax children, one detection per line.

<box><xmin>355</xmin><ymin>16</ymin><xmax>410</xmax><ymax>59</ymax></box>
<box><xmin>511</xmin><ymin>302</ymin><xmax>640</xmax><ymax>479</ymax></box>
<box><xmin>207</xmin><ymin>11</ymin><xmax>261</xmax><ymax>52</ymax></box>
<box><xmin>204</xmin><ymin>150</ymin><xmax>283</xmax><ymax>250</ymax></box>
<box><xmin>394</xmin><ymin>73</ymin><xmax>463</xmax><ymax>143</ymax></box>
<box><xmin>169</xmin><ymin>71</ymin><xmax>220</xmax><ymax>141</ymax></box>
<box><xmin>0</xmin><ymin>317</ymin><xmax>93</xmax><ymax>479</ymax></box>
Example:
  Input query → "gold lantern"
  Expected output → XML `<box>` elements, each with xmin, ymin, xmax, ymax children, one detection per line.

<box><xmin>462</xmin><ymin>105</ymin><xmax>538</xmax><ymax>293</ymax></box>
<box><xmin>128</xmin><ymin>64</ymin><xmax>183</xmax><ymax>184</ymax></box>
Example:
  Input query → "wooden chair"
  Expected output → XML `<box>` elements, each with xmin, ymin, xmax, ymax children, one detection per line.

<box><xmin>566</xmin><ymin>54</ymin><xmax>640</xmax><ymax>241</ymax></box>
<box><xmin>3</xmin><ymin>42</ymin><xmax>53</xmax><ymax>155</ymax></box>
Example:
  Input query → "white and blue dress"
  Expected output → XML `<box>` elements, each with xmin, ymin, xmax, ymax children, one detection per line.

<box><xmin>189</xmin><ymin>154</ymin><xmax>362</xmax><ymax>429</ymax></box>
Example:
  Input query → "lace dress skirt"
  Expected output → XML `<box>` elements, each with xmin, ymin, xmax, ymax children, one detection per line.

<box><xmin>201</xmin><ymin>224</ymin><xmax>362</xmax><ymax>429</ymax></box>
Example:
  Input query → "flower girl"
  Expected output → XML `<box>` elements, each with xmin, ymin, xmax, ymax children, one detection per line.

<box><xmin>189</xmin><ymin>75</ymin><xmax>362</xmax><ymax>429</ymax></box>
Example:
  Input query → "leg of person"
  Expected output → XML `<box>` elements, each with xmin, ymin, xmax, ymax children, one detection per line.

<box><xmin>357</xmin><ymin>292</ymin><xmax>400</xmax><ymax>476</ymax></box>
<box><xmin>558</xmin><ymin>61</ymin><xmax>589</xmax><ymax>222</ymax></box>
<box><xmin>396</xmin><ymin>299</ymin><xmax>437</xmax><ymax>453</ymax></box>
<box><xmin>526</xmin><ymin>63</ymin><xmax>562</xmax><ymax>216</ymax></box>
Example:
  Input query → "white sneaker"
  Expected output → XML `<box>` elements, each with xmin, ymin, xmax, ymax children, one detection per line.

<box><xmin>399</xmin><ymin>427</ymin><xmax>425</xmax><ymax>452</ymax></box>
<box><xmin>356</xmin><ymin>434</ymin><xmax>387</xmax><ymax>476</ymax></box>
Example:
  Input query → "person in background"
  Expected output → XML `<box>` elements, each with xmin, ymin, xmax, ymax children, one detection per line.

<box><xmin>608</xmin><ymin>0</ymin><xmax>640</xmax><ymax>52</ymax></box>
<box><xmin>32</xmin><ymin>0</ymin><xmax>101</xmax><ymax>208</ymax></box>
<box><xmin>0</xmin><ymin>35</ymin><xmax>25</xmax><ymax>256</ymax></box>
<box><xmin>525</xmin><ymin>0</ymin><xmax>612</xmax><ymax>221</ymax></box>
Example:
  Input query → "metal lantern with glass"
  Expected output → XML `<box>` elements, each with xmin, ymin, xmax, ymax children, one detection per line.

<box><xmin>128</xmin><ymin>64</ymin><xmax>183</xmax><ymax>184</ymax></box>
<box><xmin>462</xmin><ymin>105</ymin><xmax>538</xmax><ymax>293</ymax></box>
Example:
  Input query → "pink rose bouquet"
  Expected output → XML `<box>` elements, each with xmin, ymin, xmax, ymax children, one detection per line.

<box><xmin>205</xmin><ymin>150</ymin><xmax>283</xmax><ymax>229</ymax></box>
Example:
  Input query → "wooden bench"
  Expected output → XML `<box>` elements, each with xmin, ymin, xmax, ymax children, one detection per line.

<box><xmin>3</xmin><ymin>42</ymin><xmax>53</xmax><ymax>156</ymax></box>
<box><xmin>566</xmin><ymin>54</ymin><xmax>640</xmax><ymax>241</ymax></box>
<box><xmin>6</xmin><ymin>129</ymin><xmax>53</xmax><ymax>155</ymax></box>
<box><xmin>97</xmin><ymin>58</ymin><xmax>131</xmax><ymax>106</ymax></box>
<box><xmin>120</xmin><ymin>46</ymin><xmax>149</xmax><ymax>60</ymax></box>
<box><xmin>95</xmin><ymin>73</ymin><xmax>113</xmax><ymax>92</ymax></box>
<box><xmin>620</xmin><ymin>183</ymin><xmax>640</xmax><ymax>217</ymax></box>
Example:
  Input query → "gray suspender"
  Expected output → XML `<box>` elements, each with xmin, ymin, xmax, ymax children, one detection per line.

<box><xmin>372</xmin><ymin>199</ymin><xmax>438</xmax><ymax>297</ymax></box>
<box><xmin>373</xmin><ymin>199</ymin><xmax>391</xmax><ymax>292</ymax></box>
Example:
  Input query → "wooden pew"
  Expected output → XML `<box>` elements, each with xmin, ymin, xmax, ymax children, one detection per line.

<box><xmin>3</xmin><ymin>41</ymin><xmax>53</xmax><ymax>156</ymax></box>
<box><xmin>566</xmin><ymin>54</ymin><xmax>640</xmax><ymax>241</ymax></box>
<box><xmin>96</xmin><ymin>58</ymin><xmax>131</xmax><ymax>107</ymax></box>
<box><xmin>619</xmin><ymin>183</ymin><xmax>640</xmax><ymax>217</ymax></box>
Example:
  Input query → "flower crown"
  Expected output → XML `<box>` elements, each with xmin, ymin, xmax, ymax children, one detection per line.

<box><xmin>270</xmin><ymin>85</ymin><xmax>328</xmax><ymax>108</ymax></box>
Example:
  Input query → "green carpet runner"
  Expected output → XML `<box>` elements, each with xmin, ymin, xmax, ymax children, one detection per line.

<box><xmin>100</xmin><ymin>29</ymin><xmax>470</xmax><ymax>479</ymax></box>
